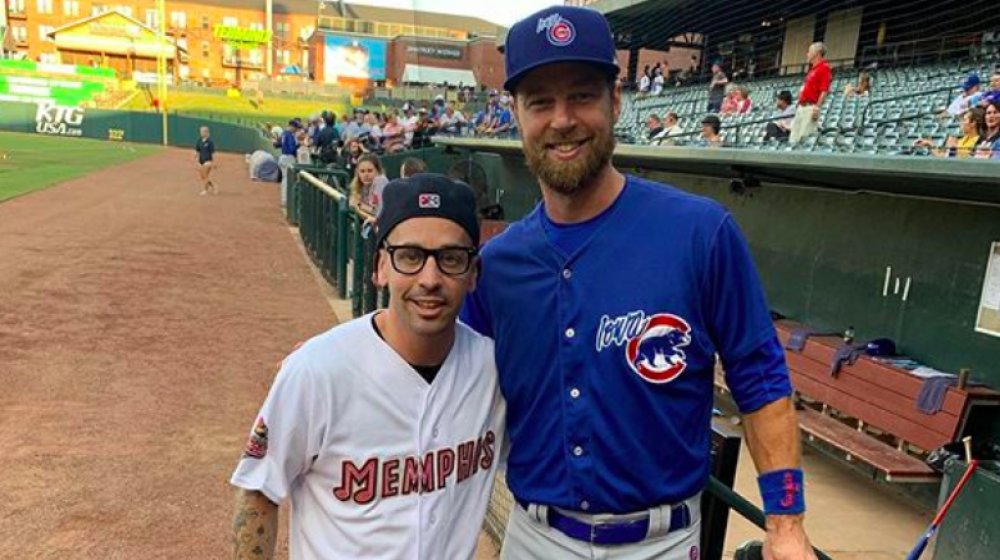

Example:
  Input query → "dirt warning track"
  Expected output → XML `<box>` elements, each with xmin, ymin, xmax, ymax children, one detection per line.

<box><xmin>0</xmin><ymin>149</ymin><xmax>337</xmax><ymax>559</ymax></box>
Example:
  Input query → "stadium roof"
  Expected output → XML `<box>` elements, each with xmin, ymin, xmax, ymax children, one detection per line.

<box><xmin>591</xmin><ymin>0</ymin><xmax>1000</xmax><ymax>51</ymax></box>
<box><xmin>196</xmin><ymin>1</ymin><xmax>504</xmax><ymax>37</ymax></box>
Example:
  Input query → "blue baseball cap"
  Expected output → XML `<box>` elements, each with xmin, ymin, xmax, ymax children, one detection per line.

<box><xmin>962</xmin><ymin>73</ymin><xmax>981</xmax><ymax>91</ymax></box>
<box><xmin>503</xmin><ymin>6</ymin><xmax>619</xmax><ymax>92</ymax></box>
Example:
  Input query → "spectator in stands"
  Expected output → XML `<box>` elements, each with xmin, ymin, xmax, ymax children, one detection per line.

<box><xmin>276</xmin><ymin>121</ymin><xmax>301</xmax><ymax>208</ymax></box>
<box><xmin>364</xmin><ymin>113</ymin><xmax>383</xmax><ymax>145</ymax></box>
<box><xmin>357</xmin><ymin>111</ymin><xmax>373</xmax><ymax>137</ymax></box>
<box><xmin>947</xmin><ymin>73</ymin><xmax>981</xmax><ymax>117</ymax></box>
<box><xmin>266</xmin><ymin>123</ymin><xmax>282</xmax><ymax>144</ymax></box>
<box><xmin>349</xmin><ymin>153</ymin><xmax>389</xmax><ymax>217</ymax></box>
<box><xmin>638</xmin><ymin>65</ymin><xmax>651</xmax><ymax>94</ymax></box>
<box><xmin>340</xmin><ymin>112</ymin><xmax>362</xmax><ymax>142</ymax></box>
<box><xmin>438</xmin><ymin>103</ymin><xmax>467</xmax><ymax>134</ymax></box>
<box><xmin>722</xmin><ymin>85</ymin><xmax>752</xmax><ymax>114</ymax></box>
<box><xmin>720</xmin><ymin>85</ymin><xmax>738</xmax><ymax>114</ymax></box>
<box><xmin>316</xmin><ymin>112</ymin><xmax>339</xmax><ymax>154</ymax></box>
<box><xmin>735</xmin><ymin>85</ymin><xmax>752</xmax><ymax>113</ymax></box>
<box><xmin>431</xmin><ymin>94</ymin><xmax>446</xmax><ymax>119</ymax></box>
<box><xmin>646</xmin><ymin>113</ymin><xmax>665</xmax><ymax>142</ymax></box>
<box><xmin>662</xmin><ymin>111</ymin><xmax>683</xmax><ymax>138</ymax></box>
<box><xmin>699</xmin><ymin>115</ymin><xmax>723</xmax><ymax>146</ymax></box>
<box><xmin>844</xmin><ymin>71</ymin><xmax>871</xmax><ymax>97</ymax></box>
<box><xmin>278</xmin><ymin>120</ymin><xmax>299</xmax><ymax>160</ymax></box>
<box><xmin>707</xmin><ymin>63</ymin><xmax>729</xmax><ymax>112</ymax></box>
<box><xmin>914</xmin><ymin>108</ymin><xmax>983</xmax><ymax>158</ymax></box>
<box><xmin>974</xmin><ymin>100</ymin><xmax>1000</xmax><ymax>158</ymax></box>
<box><xmin>486</xmin><ymin>96</ymin><xmax>514</xmax><ymax>136</ymax></box>
<box><xmin>339</xmin><ymin>138</ymin><xmax>366</xmax><ymax>177</ymax></box>
<box><xmin>400</xmin><ymin>106</ymin><xmax>419</xmax><ymax>147</ymax></box>
<box><xmin>295</xmin><ymin>130</ymin><xmax>312</xmax><ymax>165</ymax></box>
<box><xmin>969</xmin><ymin>73</ymin><xmax>1000</xmax><ymax>108</ymax></box>
<box><xmin>790</xmin><ymin>42</ymin><xmax>832</xmax><ymax>144</ymax></box>
<box><xmin>650</xmin><ymin>112</ymin><xmax>683</xmax><ymax>146</ymax></box>
<box><xmin>412</xmin><ymin>108</ymin><xmax>438</xmax><ymax>149</ymax></box>
<box><xmin>380</xmin><ymin>113</ymin><xmax>407</xmax><ymax>153</ymax></box>
<box><xmin>306</xmin><ymin>115</ymin><xmax>321</xmax><ymax>146</ymax></box>
<box><xmin>765</xmin><ymin>90</ymin><xmax>796</xmax><ymax>141</ymax></box>
<box><xmin>651</xmin><ymin>66</ymin><xmax>665</xmax><ymax>95</ymax></box>
<box><xmin>400</xmin><ymin>157</ymin><xmax>428</xmax><ymax>178</ymax></box>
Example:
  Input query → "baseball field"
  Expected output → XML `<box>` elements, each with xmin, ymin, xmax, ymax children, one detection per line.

<box><xmin>0</xmin><ymin>132</ymin><xmax>159</xmax><ymax>201</ymax></box>
<box><xmin>0</xmin><ymin>132</ymin><xmax>927</xmax><ymax>559</ymax></box>
<box><xmin>0</xmin><ymin>145</ymin><xmax>340</xmax><ymax>558</ymax></box>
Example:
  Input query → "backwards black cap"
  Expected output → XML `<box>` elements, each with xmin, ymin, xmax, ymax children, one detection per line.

<box><xmin>375</xmin><ymin>173</ymin><xmax>480</xmax><ymax>249</ymax></box>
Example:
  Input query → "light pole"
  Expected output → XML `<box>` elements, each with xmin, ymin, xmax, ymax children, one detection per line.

<box><xmin>157</xmin><ymin>0</ymin><xmax>168</xmax><ymax>145</ymax></box>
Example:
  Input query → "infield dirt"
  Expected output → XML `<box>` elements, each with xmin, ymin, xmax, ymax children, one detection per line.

<box><xmin>0</xmin><ymin>148</ymin><xmax>334</xmax><ymax>558</ymax></box>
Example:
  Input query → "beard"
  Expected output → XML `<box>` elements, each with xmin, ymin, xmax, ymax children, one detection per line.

<box><xmin>522</xmin><ymin>122</ymin><xmax>616</xmax><ymax>196</ymax></box>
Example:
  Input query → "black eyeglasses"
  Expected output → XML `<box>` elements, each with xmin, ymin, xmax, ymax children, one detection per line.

<box><xmin>383</xmin><ymin>244</ymin><xmax>478</xmax><ymax>276</ymax></box>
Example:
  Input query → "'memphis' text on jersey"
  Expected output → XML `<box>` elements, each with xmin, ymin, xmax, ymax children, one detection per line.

<box><xmin>333</xmin><ymin>431</ymin><xmax>497</xmax><ymax>504</ymax></box>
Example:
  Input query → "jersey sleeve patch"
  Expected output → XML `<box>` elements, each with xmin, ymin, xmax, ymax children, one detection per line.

<box><xmin>243</xmin><ymin>416</ymin><xmax>269</xmax><ymax>459</ymax></box>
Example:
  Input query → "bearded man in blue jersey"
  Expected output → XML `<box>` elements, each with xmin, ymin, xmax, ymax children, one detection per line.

<box><xmin>461</xmin><ymin>6</ymin><xmax>817</xmax><ymax>560</ymax></box>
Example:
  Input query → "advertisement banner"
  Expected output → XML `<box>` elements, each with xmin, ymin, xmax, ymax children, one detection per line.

<box><xmin>405</xmin><ymin>42</ymin><xmax>463</xmax><ymax>60</ymax></box>
<box><xmin>35</xmin><ymin>101</ymin><xmax>84</xmax><ymax>136</ymax></box>
<box><xmin>323</xmin><ymin>34</ymin><xmax>387</xmax><ymax>82</ymax></box>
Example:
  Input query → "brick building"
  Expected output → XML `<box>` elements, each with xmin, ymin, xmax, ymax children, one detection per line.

<box><xmin>1</xmin><ymin>0</ymin><xmax>505</xmax><ymax>87</ymax></box>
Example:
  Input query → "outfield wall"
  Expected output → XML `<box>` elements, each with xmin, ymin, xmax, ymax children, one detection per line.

<box><xmin>432</xmin><ymin>137</ymin><xmax>1000</xmax><ymax>439</ymax></box>
<box><xmin>0</xmin><ymin>101</ymin><xmax>275</xmax><ymax>155</ymax></box>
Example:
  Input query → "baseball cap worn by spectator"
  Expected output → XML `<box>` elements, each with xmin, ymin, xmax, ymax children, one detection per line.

<box><xmin>503</xmin><ymin>6</ymin><xmax>619</xmax><ymax>92</ymax></box>
<box><xmin>375</xmin><ymin>173</ymin><xmax>480</xmax><ymax>250</ymax></box>
<box><xmin>962</xmin><ymin>73</ymin><xmax>981</xmax><ymax>91</ymax></box>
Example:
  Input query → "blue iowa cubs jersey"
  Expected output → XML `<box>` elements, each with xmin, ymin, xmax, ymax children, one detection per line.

<box><xmin>461</xmin><ymin>175</ymin><xmax>792</xmax><ymax>514</ymax></box>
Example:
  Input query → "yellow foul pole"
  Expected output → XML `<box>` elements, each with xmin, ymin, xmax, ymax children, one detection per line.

<box><xmin>157</xmin><ymin>0</ymin><xmax>168</xmax><ymax>145</ymax></box>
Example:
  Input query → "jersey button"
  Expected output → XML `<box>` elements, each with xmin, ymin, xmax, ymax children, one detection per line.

<box><xmin>569</xmin><ymin>387</ymin><xmax>581</xmax><ymax>399</ymax></box>
<box><xmin>432</xmin><ymin>427</ymin><xmax>439</xmax><ymax>438</ymax></box>
<box><xmin>580</xmin><ymin>500</ymin><xmax>590</xmax><ymax>511</ymax></box>
<box><xmin>562</xmin><ymin>269</ymin><xmax>572</xmax><ymax>280</ymax></box>
<box><xmin>430</xmin><ymin>514</ymin><xmax>437</xmax><ymax>524</ymax></box>
<box><xmin>565</xmin><ymin>327</ymin><xmax>575</xmax><ymax>339</ymax></box>
<box><xmin>572</xmin><ymin>445</ymin><xmax>584</xmax><ymax>457</ymax></box>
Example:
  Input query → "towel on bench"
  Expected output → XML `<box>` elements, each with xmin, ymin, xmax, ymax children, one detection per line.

<box><xmin>829</xmin><ymin>343</ymin><xmax>868</xmax><ymax>377</ymax></box>
<box><xmin>916</xmin><ymin>375</ymin><xmax>984</xmax><ymax>415</ymax></box>
<box><xmin>786</xmin><ymin>328</ymin><xmax>841</xmax><ymax>352</ymax></box>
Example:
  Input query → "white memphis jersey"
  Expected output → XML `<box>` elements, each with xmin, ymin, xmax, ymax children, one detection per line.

<box><xmin>230</xmin><ymin>313</ymin><xmax>506</xmax><ymax>560</ymax></box>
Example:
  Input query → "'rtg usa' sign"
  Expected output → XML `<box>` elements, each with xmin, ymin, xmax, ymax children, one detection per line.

<box><xmin>36</xmin><ymin>102</ymin><xmax>85</xmax><ymax>137</ymax></box>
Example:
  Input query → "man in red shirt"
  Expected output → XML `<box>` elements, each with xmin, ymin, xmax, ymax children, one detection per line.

<box><xmin>790</xmin><ymin>42</ymin><xmax>832</xmax><ymax>144</ymax></box>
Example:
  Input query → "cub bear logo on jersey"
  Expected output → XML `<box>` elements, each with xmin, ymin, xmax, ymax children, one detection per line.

<box><xmin>596</xmin><ymin>311</ymin><xmax>692</xmax><ymax>384</ymax></box>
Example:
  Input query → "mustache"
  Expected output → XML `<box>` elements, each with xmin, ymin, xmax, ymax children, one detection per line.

<box><xmin>535</xmin><ymin>134</ymin><xmax>591</xmax><ymax>146</ymax></box>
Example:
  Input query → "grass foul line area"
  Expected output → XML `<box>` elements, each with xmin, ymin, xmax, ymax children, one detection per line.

<box><xmin>0</xmin><ymin>132</ymin><xmax>160</xmax><ymax>202</ymax></box>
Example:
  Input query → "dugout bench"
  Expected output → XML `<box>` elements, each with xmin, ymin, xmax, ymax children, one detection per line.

<box><xmin>717</xmin><ymin>320</ymin><xmax>1000</xmax><ymax>483</ymax></box>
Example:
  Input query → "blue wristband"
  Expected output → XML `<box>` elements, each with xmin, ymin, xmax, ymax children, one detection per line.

<box><xmin>758</xmin><ymin>468</ymin><xmax>805</xmax><ymax>515</ymax></box>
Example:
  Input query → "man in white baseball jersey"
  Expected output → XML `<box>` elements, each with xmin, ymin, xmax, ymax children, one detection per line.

<box><xmin>230</xmin><ymin>173</ymin><xmax>505</xmax><ymax>560</ymax></box>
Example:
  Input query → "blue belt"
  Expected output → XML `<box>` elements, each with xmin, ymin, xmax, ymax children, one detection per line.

<box><xmin>517</xmin><ymin>501</ymin><xmax>691</xmax><ymax>545</ymax></box>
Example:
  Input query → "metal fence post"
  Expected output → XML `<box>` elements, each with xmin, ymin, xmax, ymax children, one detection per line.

<box><xmin>336</xmin><ymin>199</ymin><xmax>349</xmax><ymax>299</ymax></box>
<box><xmin>363</xmin><ymin>233</ymin><xmax>378</xmax><ymax>314</ymax></box>
<box><xmin>351</xmin><ymin>214</ymin><xmax>364</xmax><ymax>318</ymax></box>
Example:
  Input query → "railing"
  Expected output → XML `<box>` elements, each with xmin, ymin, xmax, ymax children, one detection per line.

<box><xmin>859</xmin><ymin>34</ymin><xmax>986</xmax><ymax>69</ymax></box>
<box><xmin>860</xmin><ymin>86</ymin><xmax>955</xmax><ymax>127</ymax></box>
<box><xmin>291</xmin><ymin>167</ymin><xmax>385</xmax><ymax>317</ymax></box>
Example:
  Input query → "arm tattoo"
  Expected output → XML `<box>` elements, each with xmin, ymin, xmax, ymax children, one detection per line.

<box><xmin>233</xmin><ymin>489</ymin><xmax>279</xmax><ymax>560</ymax></box>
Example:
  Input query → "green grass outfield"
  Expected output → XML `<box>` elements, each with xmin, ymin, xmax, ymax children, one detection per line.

<box><xmin>0</xmin><ymin>132</ymin><xmax>159</xmax><ymax>202</ymax></box>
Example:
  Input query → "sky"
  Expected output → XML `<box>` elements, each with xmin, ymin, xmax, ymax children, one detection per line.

<box><xmin>343</xmin><ymin>0</ymin><xmax>563</xmax><ymax>27</ymax></box>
